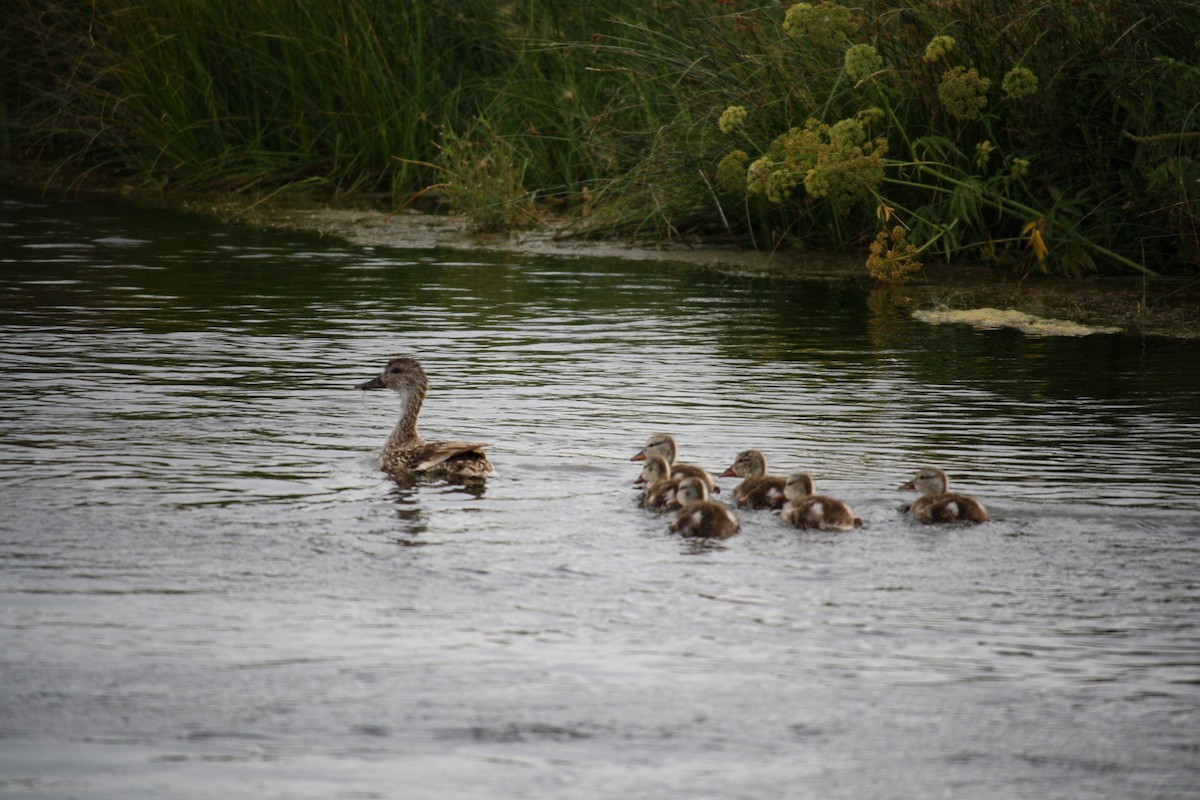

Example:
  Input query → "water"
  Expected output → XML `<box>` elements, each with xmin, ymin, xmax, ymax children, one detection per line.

<box><xmin>1</xmin><ymin>188</ymin><xmax>1198</xmax><ymax>799</ymax></box>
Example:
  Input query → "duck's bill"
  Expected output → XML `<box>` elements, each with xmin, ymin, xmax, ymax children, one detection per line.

<box><xmin>357</xmin><ymin>377</ymin><xmax>385</xmax><ymax>390</ymax></box>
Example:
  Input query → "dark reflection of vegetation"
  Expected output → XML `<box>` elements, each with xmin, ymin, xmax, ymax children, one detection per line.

<box><xmin>4</xmin><ymin>189</ymin><xmax>1197</xmax><ymax>419</ymax></box>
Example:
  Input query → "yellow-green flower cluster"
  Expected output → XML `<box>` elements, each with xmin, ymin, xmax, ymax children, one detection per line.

<box><xmin>938</xmin><ymin>66</ymin><xmax>991</xmax><ymax>121</ymax></box>
<box><xmin>866</xmin><ymin>225</ymin><xmax>922</xmax><ymax>283</ymax></box>
<box><xmin>922</xmin><ymin>35</ymin><xmax>956</xmax><ymax>62</ymax></box>
<box><xmin>1001</xmin><ymin>66</ymin><xmax>1039</xmax><ymax>100</ymax></box>
<box><xmin>743</xmin><ymin>117</ymin><xmax>887</xmax><ymax>208</ymax></box>
<box><xmin>844</xmin><ymin>44</ymin><xmax>882</xmax><ymax>82</ymax></box>
<box><xmin>783</xmin><ymin>2</ymin><xmax>858</xmax><ymax>50</ymax></box>
<box><xmin>974</xmin><ymin>140</ymin><xmax>994</xmax><ymax>170</ymax></box>
<box><xmin>715</xmin><ymin>150</ymin><xmax>750</xmax><ymax>195</ymax></box>
<box><xmin>1010</xmin><ymin>157</ymin><xmax>1030</xmax><ymax>179</ymax></box>
<box><xmin>718</xmin><ymin>105</ymin><xmax>749</xmax><ymax>134</ymax></box>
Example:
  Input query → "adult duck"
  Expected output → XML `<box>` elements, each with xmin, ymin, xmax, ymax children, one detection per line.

<box><xmin>635</xmin><ymin>454</ymin><xmax>684</xmax><ymax>511</ymax></box>
<box><xmin>668</xmin><ymin>477</ymin><xmax>740</xmax><ymax>539</ymax></box>
<box><xmin>898</xmin><ymin>467</ymin><xmax>989</xmax><ymax>524</ymax></box>
<box><xmin>720</xmin><ymin>449</ymin><xmax>787</xmax><ymax>509</ymax></box>
<box><xmin>357</xmin><ymin>356</ymin><xmax>495</xmax><ymax>480</ymax></box>
<box><xmin>780</xmin><ymin>472</ymin><xmax>861</xmax><ymax>532</ymax></box>
<box><xmin>630</xmin><ymin>433</ymin><xmax>718</xmax><ymax>493</ymax></box>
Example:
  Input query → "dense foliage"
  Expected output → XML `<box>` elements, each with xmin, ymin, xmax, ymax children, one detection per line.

<box><xmin>4</xmin><ymin>0</ymin><xmax>1198</xmax><ymax>276</ymax></box>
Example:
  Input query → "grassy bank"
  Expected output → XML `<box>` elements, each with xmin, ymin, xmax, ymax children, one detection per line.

<box><xmin>3</xmin><ymin>0</ymin><xmax>1198</xmax><ymax>278</ymax></box>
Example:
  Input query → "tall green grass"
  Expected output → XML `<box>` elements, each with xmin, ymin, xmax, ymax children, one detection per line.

<box><xmin>3</xmin><ymin>0</ymin><xmax>1197</xmax><ymax>275</ymax></box>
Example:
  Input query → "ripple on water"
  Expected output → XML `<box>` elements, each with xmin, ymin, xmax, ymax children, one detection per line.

<box><xmin>1</xmin><ymin>190</ymin><xmax>1198</xmax><ymax>800</ymax></box>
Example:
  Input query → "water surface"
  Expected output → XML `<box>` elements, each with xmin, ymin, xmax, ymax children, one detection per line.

<box><xmin>1</xmin><ymin>189</ymin><xmax>1198</xmax><ymax>799</ymax></box>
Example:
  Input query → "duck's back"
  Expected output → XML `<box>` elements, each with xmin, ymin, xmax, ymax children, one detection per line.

<box><xmin>782</xmin><ymin>495</ymin><xmax>860</xmax><ymax>531</ymax></box>
<box><xmin>669</xmin><ymin>500</ymin><xmax>740</xmax><ymax>539</ymax></box>
<box><xmin>382</xmin><ymin>439</ymin><xmax>494</xmax><ymax>479</ymax></box>
<box><xmin>732</xmin><ymin>476</ymin><xmax>787</xmax><ymax>509</ymax></box>
<box><xmin>910</xmin><ymin>493</ymin><xmax>989</xmax><ymax>524</ymax></box>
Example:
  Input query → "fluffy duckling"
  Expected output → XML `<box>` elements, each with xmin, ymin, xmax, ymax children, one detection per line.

<box><xmin>357</xmin><ymin>356</ymin><xmax>495</xmax><ymax>480</ymax></box>
<box><xmin>635</xmin><ymin>454</ymin><xmax>684</xmax><ymax>511</ymax></box>
<box><xmin>720</xmin><ymin>449</ymin><xmax>787</xmax><ymax>509</ymax></box>
<box><xmin>630</xmin><ymin>433</ymin><xmax>718</xmax><ymax>493</ymax></box>
<box><xmin>898</xmin><ymin>467</ymin><xmax>990</xmax><ymax>524</ymax></box>
<box><xmin>668</xmin><ymin>477</ymin><xmax>740</xmax><ymax>539</ymax></box>
<box><xmin>780</xmin><ymin>472</ymin><xmax>862</xmax><ymax>532</ymax></box>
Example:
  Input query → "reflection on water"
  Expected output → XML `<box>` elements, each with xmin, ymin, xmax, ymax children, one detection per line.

<box><xmin>1</xmin><ymin>188</ymin><xmax>1198</xmax><ymax>799</ymax></box>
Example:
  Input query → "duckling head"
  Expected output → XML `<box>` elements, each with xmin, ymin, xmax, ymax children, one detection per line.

<box><xmin>783</xmin><ymin>471</ymin><xmax>815</xmax><ymax>502</ymax></box>
<box><xmin>899</xmin><ymin>467</ymin><xmax>949</xmax><ymax>495</ymax></box>
<box><xmin>632</xmin><ymin>433</ymin><xmax>678</xmax><ymax>463</ymax></box>
<box><xmin>720</xmin><ymin>449</ymin><xmax>767</xmax><ymax>479</ymax></box>
<box><xmin>636</xmin><ymin>454</ymin><xmax>672</xmax><ymax>486</ymax></box>
<box><xmin>672</xmin><ymin>476</ymin><xmax>709</xmax><ymax>506</ymax></box>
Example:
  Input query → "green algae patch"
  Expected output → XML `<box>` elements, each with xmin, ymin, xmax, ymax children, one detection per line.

<box><xmin>913</xmin><ymin>307</ymin><xmax>1122</xmax><ymax>337</ymax></box>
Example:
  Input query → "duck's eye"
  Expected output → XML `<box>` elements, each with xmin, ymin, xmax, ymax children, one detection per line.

<box><xmin>390</xmin><ymin>367</ymin><xmax>402</xmax><ymax>374</ymax></box>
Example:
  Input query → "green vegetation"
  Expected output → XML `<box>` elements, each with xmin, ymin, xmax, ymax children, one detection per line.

<box><xmin>4</xmin><ymin>0</ymin><xmax>1198</xmax><ymax>277</ymax></box>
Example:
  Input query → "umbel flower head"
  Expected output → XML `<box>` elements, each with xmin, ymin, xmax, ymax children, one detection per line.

<box><xmin>718</xmin><ymin>105</ymin><xmax>749</xmax><ymax>134</ymax></box>
<box><xmin>938</xmin><ymin>66</ymin><xmax>991</xmax><ymax>121</ymax></box>
<box><xmin>743</xmin><ymin>116</ymin><xmax>887</xmax><ymax>207</ymax></box>
<box><xmin>922</xmin><ymin>35</ymin><xmax>956</xmax><ymax>62</ymax></box>
<box><xmin>844</xmin><ymin>44</ymin><xmax>883</xmax><ymax>82</ymax></box>
<box><xmin>783</xmin><ymin>2</ymin><xmax>858</xmax><ymax>50</ymax></box>
<box><xmin>715</xmin><ymin>150</ymin><xmax>750</xmax><ymax>195</ymax></box>
<box><xmin>1001</xmin><ymin>66</ymin><xmax>1039</xmax><ymax>100</ymax></box>
<box><xmin>866</xmin><ymin>225</ymin><xmax>922</xmax><ymax>283</ymax></box>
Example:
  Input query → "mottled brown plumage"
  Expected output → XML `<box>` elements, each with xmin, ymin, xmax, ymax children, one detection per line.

<box><xmin>780</xmin><ymin>472</ymin><xmax>861</xmax><ymax>532</ymax></box>
<box><xmin>630</xmin><ymin>433</ymin><xmax>718</xmax><ymax>493</ymax></box>
<box><xmin>898</xmin><ymin>467</ymin><xmax>989</xmax><ymax>524</ymax></box>
<box><xmin>357</xmin><ymin>356</ymin><xmax>494</xmax><ymax>481</ymax></box>
<box><xmin>668</xmin><ymin>477</ymin><xmax>740</xmax><ymax>539</ymax></box>
<box><xmin>720</xmin><ymin>449</ymin><xmax>787</xmax><ymax>509</ymax></box>
<box><xmin>635</xmin><ymin>454</ymin><xmax>684</xmax><ymax>511</ymax></box>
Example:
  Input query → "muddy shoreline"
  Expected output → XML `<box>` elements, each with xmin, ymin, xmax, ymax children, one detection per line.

<box><xmin>194</xmin><ymin>196</ymin><xmax>1198</xmax><ymax>341</ymax></box>
<box><xmin>6</xmin><ymin>168</ymin><xmax>1197</xmax><ymax>339</ymax></box>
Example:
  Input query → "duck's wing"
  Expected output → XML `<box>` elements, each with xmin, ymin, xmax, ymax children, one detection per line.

<box><xmin>414</xmin><ymin>441</ymin><xmax>493</xmax><ymax>472</ymax></box>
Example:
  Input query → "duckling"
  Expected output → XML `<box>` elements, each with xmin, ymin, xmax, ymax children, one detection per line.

<box><xmin>780</xmin><ymin>472</ymin><xmax>862</xmax><ymax>532</ymax></box>
<box><xmin>720</xmin><ymin>449</ymin><xmax>787</xmax><ymax>509</ymax></box>
<box><xmin>668</xmin><ymin>477</ymin><xmax>740</xmax><ymax>539</ymax></box>
<box><xmin>898</xmin><ymin>467</ymin><xmax>989</xmax><ymax>524</ymax></box>
<box><xmin>635</xmin><ymin>454</ymin><xmax>684</xmax><ymax>511</ymax></box>
<box><xmin>630</xmin><ymin>433</ymin><xmax>718</xmax><ymax>493</ymax></box>
<box><xmin>357</xmin><ymin>356</ymin><xmax>495</xmax><ymax>480</ymax></box>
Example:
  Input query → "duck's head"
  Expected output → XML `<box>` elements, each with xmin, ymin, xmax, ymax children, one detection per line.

<box><xmin>721</xmin><ymin>449</ymin><xmax>767</xmax><ymax>479</ymax></box>
<box><xmin>636</xmin><ymin>454</ymin><xmax>672</xmax><ymax>486</ymax></box>
<box><xmin>672</xmin><ymin>476</ymin><xmax>709</xmax><ymax>507</ymax></box>
<box><xmin>357</xmin><ymin>356</ymin><xmax>428</xmax><ymax>395</ymax></box>
<box><xmin>783</xmin><ymin>471</ymin><xmax>815</xmax><ymax>502</ymax></box>
<box><xmin>632</xmin><ymin>433</ymin><xmax>677</xmax><ymax>463</ymax></box>
<box><xmin>899</xmin><ymin>467</ymin><xmax>949</xmax><ymax>495</ymax></box>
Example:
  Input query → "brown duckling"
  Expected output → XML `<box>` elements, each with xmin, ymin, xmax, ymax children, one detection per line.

<box><xmin>720</xmin><ymin>449</ymin><xmax>787</xmax><ymax>509</ymax></box>
<box><xmin>780</xmin><ymin>472</ymin><xmax>862</xmax><ymax>532</ymax></box>
<box><xmin>357</xmin><ymin>356</ymin><xmax>495</xmax><ymax>480</ymax></box>
<box><xmin>630</xmin><ymin>433</ymin><xmax>718</xmax><ymax>493</ymax></box>
<box><xmin>668</xmin><ymin>477</ymin><xmax>740</xmax><ymax>539</ymax></box>
<box><xmin>635</xmin><ymin>454</ymin><xmax>684</xmax><ymax>511</ymax></box>
<box><xmin>898</xmin><ymin>467</ymin><xmax>990</xmax><ymax>524</ymax></box>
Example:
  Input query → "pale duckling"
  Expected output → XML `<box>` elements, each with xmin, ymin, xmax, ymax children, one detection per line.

<box><xmin>635</xmin><ymin>454</ymin><xmax>684</xmax><ymax>511</ymax></box>
<box><xmin>357</xmin><ymin>356</ymin><xmax>495</xmax><ymax>480</ymax></box>
<box><xmin>720</xmin><ymin>449</ymin><xmax>787</xmax><ymax>509</ymax></box>
<box><xmin>780</xmin><ymin>472</ymin><xmax>862</xmax><ymax>532</ymax></box>
<box><xmin>668</xmin><ymin>477</ymin><xmax>740</xmax><ymax>539</ymax></box>
<box><xmin>898</xmin><ymin>467</ymin><xmax>989</xmax><ymax>524</ymax></box>
<box><xmin>630</xmin><ymin>433</ymin><xmax>718</xmax><ymax>493</ymax></box>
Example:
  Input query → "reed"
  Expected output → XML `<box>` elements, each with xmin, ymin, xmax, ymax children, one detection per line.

<box><xmin>3</xmin><ymin>0</ymin><xmax>1197</xmax><ymax>275</ymax></box>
